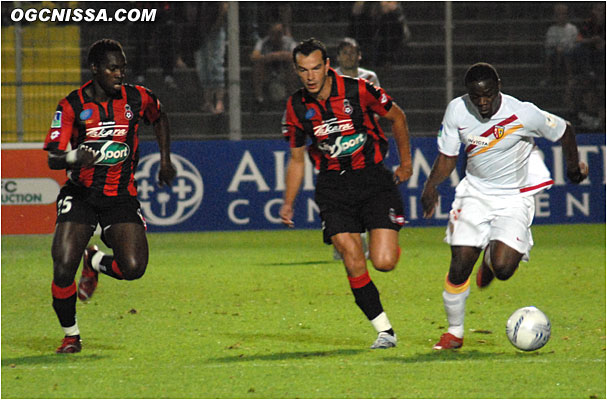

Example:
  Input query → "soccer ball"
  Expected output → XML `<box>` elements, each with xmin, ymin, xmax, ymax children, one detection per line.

<box><xmin>506</xmin><ymin>306</ymin><xmax>551</xmax><ymax>351</ymax></box>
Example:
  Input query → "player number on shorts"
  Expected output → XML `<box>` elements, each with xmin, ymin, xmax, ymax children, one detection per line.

<box><xmin>57</xmin><ymin>196</ymin><xmax>73</xmax><ymax>215</ymax></box>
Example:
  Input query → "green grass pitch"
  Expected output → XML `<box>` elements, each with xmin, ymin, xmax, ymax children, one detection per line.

<box><xmin>1</xmin><ymin>224</ymin><xmax>605</xmax><ymax>398</ymax></box>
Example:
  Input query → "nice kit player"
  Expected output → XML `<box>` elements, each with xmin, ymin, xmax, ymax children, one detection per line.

<box><xmin>421</xmin><ymin>62</ymin><xmax>588</xmax><ymax>350</ymax></box>
<box><xmin>280</xmin><ymin>38</ymin><xmax>413</xmax><ymax>348</ymax></box>
<box><xmin>44</xmin><ymin>39</ymin><xmax>176</xmax><ymax>353</ymax></box>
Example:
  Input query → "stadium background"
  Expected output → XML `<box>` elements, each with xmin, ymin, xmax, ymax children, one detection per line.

<box><xmin>1</xmin><ymin>1</ymin><xmax>605</xmax><ymax>234</ymax></box>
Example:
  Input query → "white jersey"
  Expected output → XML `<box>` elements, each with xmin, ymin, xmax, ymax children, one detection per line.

<box><xmin>437</xmin><ymin>93</ymin><xmax>567</xmax><ymax>196</ymax></box>
<box><xmin>335</xmin><ymin>66</ymin><xmax>380</xmax><ymax>87</ymax></box>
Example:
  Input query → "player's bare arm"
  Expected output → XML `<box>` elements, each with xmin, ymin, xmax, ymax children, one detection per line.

<box><xmin>421</xmin><ymin>153</ymin><xmax>458</xmax><ymax>218</ymax></box>
<box><xmin>383</xmin><ymin>103</ymin><xmax>412</xmax><ymax>184</ymax></box>
<box><xmin>153</xmin><ymin>110</ymin><xmax>176</xmax><ymax>187</ymax></box>
<box><xmin>559</xmin><ymin>122</ymin><xmax>589</xmax><ymax>184</ymax></box>
<box><xmin>279</xmin><ymin>146</ymin><xmax>306</xmax><ymax>227</ymax></box>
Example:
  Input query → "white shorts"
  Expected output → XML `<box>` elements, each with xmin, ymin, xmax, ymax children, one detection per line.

<box><xmin>445</xmin><ymin>178</ymin><xmax>535</xmax><ymax>261</ymax></box>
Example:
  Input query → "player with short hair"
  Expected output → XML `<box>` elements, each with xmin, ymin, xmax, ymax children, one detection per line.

<box><xmin>280</xmin><ymin>38</ymin><xmax>413</xmax><ymax>349</ymax></box>
<box><xmin>421</xmin><ymin>62</ymin><xmax>588</xmax><ymax>350</ymax></box>
<box><xmin>44</xmin><ymin>39</ymin><xmax>176</xmax><ymax>354</ymax></box>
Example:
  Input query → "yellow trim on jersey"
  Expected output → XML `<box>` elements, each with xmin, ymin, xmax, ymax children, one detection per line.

<box><xmin>444</xmin><ymin>273</ymin><xmax>471</xmax><ymax>294</ymax></box>
<box><xmin>469</xmin><ymin>124</ymin><xmax>524</xmax><ymax>158</ymax></box>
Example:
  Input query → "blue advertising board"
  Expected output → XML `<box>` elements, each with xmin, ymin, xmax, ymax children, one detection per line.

<box><xmin>137</xmin><ymin>134</ymin><xmax>605</xmax><ymax>232</ymax></box>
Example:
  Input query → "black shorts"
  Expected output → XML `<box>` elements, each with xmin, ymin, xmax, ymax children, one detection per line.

<box><xmin>314</xmin><ymin>164</ymin><xmax>405</xmax><ymax>245</ymax></box>
<box><xmin>55</xmin><ymin>181</ymin><xmax>146</xmax><ymax>231</ymax></box>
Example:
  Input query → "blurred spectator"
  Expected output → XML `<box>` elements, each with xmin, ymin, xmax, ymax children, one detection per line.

<box><xmin>175</xmin><ymin>2</ymin><xmax>198</xmax><ymax>69</ymax></box>
<box><xmin>335</xmin><ymin>37</ymin><xmax>380</xmax><ymax>87</ymax></box>
<box><xmin>572</xmin><ymin>74</ymin><xmax>606</xmax><ymax>132</ymax></box>
<box><xmin>541</xmin><ymin>4</ymin><xmax>578</xmax><ymax>86</ymax></box>
<box><xmin>572</xmin><ymin>3</ymin><xmax>605</xmax><ymax>78</ymax></box>
<box><xmin>569</xmin><ymin>3</ymin><xmax>606</xmax><ymax>132</ymax></box>
<box><xmin>128</xmin><ymin>2</ymin><xmax>177</xmax><ymax>89</ymax></box>
<box><xmin>194</xmin><ymin>2</ymin><xmax>228</xmax><ymax>115</ymax></box>
<box><xmin>347</xmin><ymin>1</ymin><xmax>411</xmax><ymax>67</ymax></box>
<box><xmin>250</xmin><ymin>22</ymin><xmax>297</xmax><ymax>108</ymax></box>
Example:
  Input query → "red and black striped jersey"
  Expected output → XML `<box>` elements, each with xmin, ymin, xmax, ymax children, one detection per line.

<box><xmin>43</xmin><ymin>80</ymin><xmax>162</xmax><ymax>197</ymax></box>
<box><xmin>282</xmin><ymin>68</ymin><xmax>394</xmax><ymax>172</ymax></box>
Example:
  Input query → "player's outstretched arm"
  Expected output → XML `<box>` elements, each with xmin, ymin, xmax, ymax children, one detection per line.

<box><xmin>560</xmin><ymin>122</ymin><xmax>589</xmax><ymax>184</ymax></box>
<box><xmin>421</xmin><ymin>153</ymin><xmax>458</xmax><ymax>218</ymax></box>
<box><xmin>280</xmin><ymin>146</ymin><xmax>306</xmax><ymax>227</ymax></box>
<box><xmin>383</xmin><ymin>103</ymin><xmax>412</xmax><ymax>184</ymax></box>
<box><xmin>153</xmin><ymin>111</ymin><xmax>176</xmax><ymax>187</ymax></box>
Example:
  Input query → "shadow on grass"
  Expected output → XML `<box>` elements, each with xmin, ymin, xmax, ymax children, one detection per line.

<box><xmin>1</xmin><ymin>336</ymin><xmax>119</xmax><ymax>367</ymax></box>
<box><xmin>382</xmin><ymin>349</ymin><xmax>551</xmax><ymax>364</ymax></box>
<box><xmin>209</xmin><ymin>348</ymin><xmax>365</xmax><ymax>363</ymax></box>
<box><xmin>222</xmin><ymin>331</ymin><xmax>368</xmax><ymax>347</ymax></box>
<box><xmin>2</xmin><ymin>353</ymin><xmax>106</xmax><ymax>368</ymax></box>
<box><xmin>257</xmin><ymin>260</ymin><xmax>337</xmax><ymax>266</ymax></box>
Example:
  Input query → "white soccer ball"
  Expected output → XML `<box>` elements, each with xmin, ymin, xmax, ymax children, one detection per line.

<box><xmin>506</xmin><ymin>306</ymin><xmax>551</xmax><ymax>351</ymax></box>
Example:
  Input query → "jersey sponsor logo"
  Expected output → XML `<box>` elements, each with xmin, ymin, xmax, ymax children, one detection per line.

<box><xmin>78</xmin><ymin>140</ymin><xmax>130</xmax><ymax>166</ymax></box>
<box><xmin>343</xmin><ymin>99</ymin><xmax>353</xmax><ymax>115</ymax></box>
<box><xmin>51</xmin><ymin>111</ymin><xmax>62</xmax><ymax>128</ymax></box>
<box><xmin>312</xmin><ymin>118</ymin><xmax>354</xmax><ymax>137</ymax></box>
<box><xmin>466</xmin><ymin>135</ymin><xmax>490</xmax><ymax>147</ymax></box>
<box><xmin>380</xmin><ymin>94</ymin><xmax>388</xmax><ymax>104</ymax></box>
<box><xmin>305</xmin><ymin>108</ymin><xmax>316</xmax><ymax>119</ymax></box>
<box><xmin>50</xmin><ymin>130</ymin><xmax>60</xmax><ymax>140</ymax></box>
<box><xmin>438</xmin><ymin>124</ymin><xmax>444</xmax><ymax>137</ymax></box>
<box><xmin>79</xmin><ymin>109</ymin><xmax>93</xmax><ymax>121</ymax></box>
<box><xmin>493</xmin><ymin>125</ymin><xmax>505</xmax><ymax>139</ymax></box>
<box><xmin>135</xmin><ymin>153</ymin><xmax>204</xmax><ymax>226</ymax></box>
<box><xmin>86</xmin><ymin>124</ymin><xmax>129</xmax><ymax>138</ymax></box>
<box><xmin>317</xmin><ymin>132</ymin><xmax>367</xmax><ymax>158</ymax></box>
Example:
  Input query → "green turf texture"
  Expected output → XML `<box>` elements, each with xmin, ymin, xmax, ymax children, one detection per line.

<box><xmin>2</xmin><ymin>224</ymin><xmax>605</xmax><ymax>398</ymax></box>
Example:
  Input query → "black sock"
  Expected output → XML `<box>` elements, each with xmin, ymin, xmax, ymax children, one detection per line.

<box><xmin>52</xmin><ymin>294</ymin><xmax>77</xmax><ymax>328</ymax></box>
<box><xmin>351</xmin><ymin>280</ymin><xmax>384</xmax><ymax>321</ymax></box>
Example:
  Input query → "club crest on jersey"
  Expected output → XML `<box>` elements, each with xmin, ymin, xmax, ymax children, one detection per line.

<box><xmin>493</xmin><ymin>125</ymin><xmax>505</xmax><ymax>139</ymax></box>
<box><xmin>343</xmin><ymin>99</ymin><xmax>353</xmax><ymax>115</ymax></box>
<box><xmin>80</xmin><ymin>109</ymin><xmax>93</xmax><ymax>121</ymax></box>
<box><xmin>124</xmin><ymin>104</ymin><xmax>133</xmax><ymax>120</ymax></box>
<box><xmin>51</xmin><ymin>111</ymin><xmax>62</xmax><ymax>128</ymax></box>
<box><xmin>305</xmin><ymin>108</ymin><xmax>316</xmax><ymax>120</ymax></box>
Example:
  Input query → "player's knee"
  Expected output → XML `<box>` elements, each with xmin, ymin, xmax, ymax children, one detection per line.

<box><xmin>492</xmin><ymin>262</ymin><xmax>518</xmax><ymax>281</ymax></box>
<box><xmin>371</xmin><ymin>253</ymin><xmax>398</xmax><ymax>272</ymax></box>
<box><xmin>118</xmin><ymin>257</ymin><xmax>147</xmax><ymax>280</ymax></box>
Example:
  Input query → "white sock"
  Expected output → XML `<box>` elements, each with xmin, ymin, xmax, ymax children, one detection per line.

<box><xmin>443</xmin><ymin>287</ymin><xmax>470</xmax><ymax>338</ymax></box>
<box><xmin>91</xmin><ymin>251</ymin><xmax>105</xmax><ymax>272</ymax></box>
<box><xmin>62</xmin><ymin>322</ymin><xmax>80</xmax><ymax>337</ymax></box>
<box><xmin>370</xmin><ymin>311</ymin><xmax>392</xmax><ymax>333</ymax></box>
